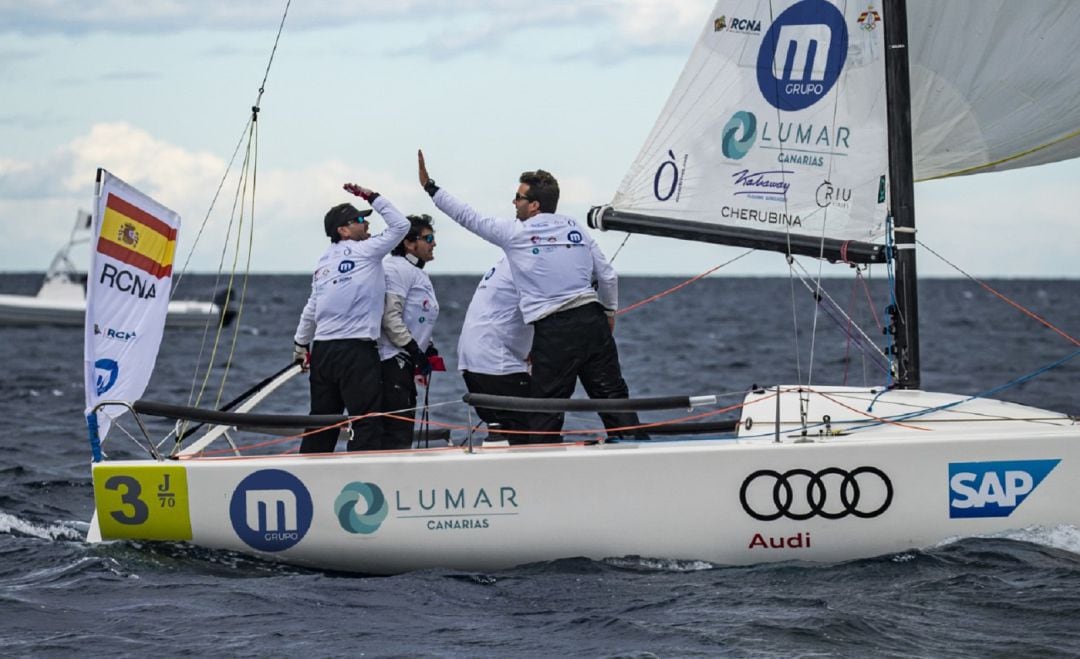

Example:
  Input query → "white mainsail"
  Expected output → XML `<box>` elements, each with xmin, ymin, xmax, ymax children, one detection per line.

<box><xmin>611</xmin><ymin>0</ymin><xmax>890</xmax><ymax>244</ymax></box>
<box><xmin>910</xmin><ymin>0</ymin><xmax>1080</xmax><ymax>180</ymax></box>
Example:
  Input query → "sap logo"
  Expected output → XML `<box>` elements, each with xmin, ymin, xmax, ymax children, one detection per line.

<box><xmin>94</xmin><ymin>358</ymin><xmax>119</xmax><ymax>395</ymax></box>
<box><xmin>567</xmin><ymin>230</ymin><xmax>583</xmax><ymax>244</ymax></box>
<box><xmin>99</xmin><ymin>263</ymin><xmax>157</xmax><ymax>299</ymax></box>
<box><xmin>483</xmin><ymin>267</ymin><xmax>495</xmax><ymax>281</ymax></box>
<box><xmin>949</xmin><ymin>459</ymin><xmax>1060</xmax><ymax>519</ymax></box>
<box><xmin>229</xmin><ymin>469</ymin><xmax>313</xmax><ymax>551</ymax></box>
<box><xmin>338</xmin><ymin>260</ymin><xmax>356</xmax><ymax>274</ymax></box>
<box><xmin>757</xmin><ymin>0</ymin><xmax>848</xmax><ymax>111</ymax></box>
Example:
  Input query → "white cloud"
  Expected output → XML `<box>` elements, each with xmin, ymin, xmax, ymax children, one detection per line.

<box><xmin>0</xmin><ymin>0</ymin><xmax>713</xmax><ymax>61</ymax></box>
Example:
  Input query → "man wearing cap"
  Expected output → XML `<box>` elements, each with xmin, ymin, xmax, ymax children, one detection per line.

<box><xmin>292</xmin><ymin>183</ymin><xmax>410</xmax><ymax>453</ymax></box>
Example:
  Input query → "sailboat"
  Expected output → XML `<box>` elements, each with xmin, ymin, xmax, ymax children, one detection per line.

<box><xmin>0</xmin><ymin>209</ymin><xmax>237</xmax><ymax>328</ymax></box>
<box><xmin>84</xmin><ymin>0</ymin><xmax>1080</xmax><ymax>575</ymax></box>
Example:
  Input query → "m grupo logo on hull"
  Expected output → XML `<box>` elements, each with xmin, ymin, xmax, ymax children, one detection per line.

<box><xmin>740</xmin><ymin>466</ymin><xmax>893</xmax><ymax>521</ymax></box>
<box><xmin>757</xmin><ymin>0</ymin><xmax>848</xmax><ymax>112</ymax></box>
<box><xmin>229</xmin><ymin>469</ymin><xmax>313</xmax><ymax>551</ymax></box>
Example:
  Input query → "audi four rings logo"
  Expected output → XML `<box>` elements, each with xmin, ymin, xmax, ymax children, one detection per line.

<box><xmin>739</xmin><ymin>466</ymin><xmax>893</xmax><ymax>521</ymax></box>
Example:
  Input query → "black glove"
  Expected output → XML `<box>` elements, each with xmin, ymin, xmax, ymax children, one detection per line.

<box><xmin>404</xmin><ymin>340</ymin><xmax>431</xmax><ymax>376</ymax></box>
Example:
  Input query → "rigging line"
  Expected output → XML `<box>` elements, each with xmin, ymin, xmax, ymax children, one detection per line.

<box><xmin>789</xmin><ymin>258</ymin><xmax>889</xmax><ymax>363</ymax></box>
<box><xmin>917</xmin><ymin>239</ymin><xmax>1080</xmax><ymax>347</ymax></box>
<box><xmin>172</xmin><ymin>117</ymin><xmax>252</xmax><ymax>299</ymax></box>
<box><xmin>849</xmin><ymin>347</ymin><xmax>1080</xmax><ymax>432</ymax></box>
<box><xmin>181</xmin><ymin>136</ymin><xmax>251</xmax><ymax>421</ymax></box>
<box><xmin>253</xmin><ymin>0</ymin><xmax>293</xmax><ymax>108</ymax></box>
<box><xmin>213</xmin><ymin>121</ymin><xmax>260</xmax><ymax>409</ymax></box>
<box><xmin>617</xmin><ymin>250</ymin><xmax>753</xmax><ymax>316</ymax></box>
<box><xmin>189</xmin><ymin>126</ymin><xmax>255</xmax><ymax>411</ymax></box>
<box><xmin>607</xmin><ymin>232</ymin><xmax>632</xmax><ymax>265</ymax></box>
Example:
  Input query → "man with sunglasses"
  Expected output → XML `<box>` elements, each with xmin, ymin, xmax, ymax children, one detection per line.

<box><xmin>417</xmin><ymin>150</ymin><xmax>646</xmax><ymax>442</ymax></box>
<box><xmin>376</xmin><ymin>214</ymin><xmax>442</xmax><ymax>449</ymax></box>
<box><xmin>292</xmin><ymin>183</ymin><xmax>410</xmax><ymax>453</ymax></box>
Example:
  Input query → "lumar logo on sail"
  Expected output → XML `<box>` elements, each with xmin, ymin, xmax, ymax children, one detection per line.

<box><xmin>756</xmin><ymin>0</ymin><xmax>849</xmax><ymax>111</ymax></box>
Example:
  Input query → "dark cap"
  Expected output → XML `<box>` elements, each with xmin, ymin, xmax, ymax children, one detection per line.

<box><xmin>324</xmin><ymin>203</ymin><xmax>373</xmax><ymax>238</ymax></box>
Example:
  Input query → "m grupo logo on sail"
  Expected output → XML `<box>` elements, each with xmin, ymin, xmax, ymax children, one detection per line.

<box><xmin>757</xmin><ymin>0</ymin><xmax>848</xmax><ymax>111</ymax></box>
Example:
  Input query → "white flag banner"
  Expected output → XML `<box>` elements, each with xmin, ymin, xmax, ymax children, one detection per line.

<box><xmin>84</xmin><ymin>169</ymin><xmax>180</xmax><ymax>456</ymax></box>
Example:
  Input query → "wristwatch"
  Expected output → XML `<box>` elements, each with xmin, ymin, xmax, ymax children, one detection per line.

<box><xmin>423</xmin><ymin>179</ymin><xmax>439</xmax><ymax>197</ymax></box>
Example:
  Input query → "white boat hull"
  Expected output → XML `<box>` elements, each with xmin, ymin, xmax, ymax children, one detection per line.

<box><xmin>88</xmin><ymin>388</ymin><xmax>1080</xmax><ymax>574</ymax></box>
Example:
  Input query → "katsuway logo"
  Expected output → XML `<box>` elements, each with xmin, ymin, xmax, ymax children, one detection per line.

<box><xmin>335</xmin><ymin>481</ymin><xmax>389</xmax><ymax>534</ymax></box>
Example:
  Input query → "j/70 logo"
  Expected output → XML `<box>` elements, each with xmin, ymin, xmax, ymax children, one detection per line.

<box><xmin>949</xmin><ymin>459</ymin><xmax>1060</xmax><ymax>519</ymax></box>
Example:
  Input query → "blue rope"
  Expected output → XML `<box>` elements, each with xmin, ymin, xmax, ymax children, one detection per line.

<box><xmin>86</xmin><ymin>413</ymin><xmax>103</xmax><ymax>463</ymax></box>
<box><xmin>848</xmin><ymin>347</ymin><xmax>1080</xmax><ymax>432</ymax></box>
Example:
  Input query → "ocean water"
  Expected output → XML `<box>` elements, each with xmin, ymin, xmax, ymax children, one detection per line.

<box><xmin>2</xmin><ymin>272</ymin><xmax>1079</xmax><ymax>656</ymax></box>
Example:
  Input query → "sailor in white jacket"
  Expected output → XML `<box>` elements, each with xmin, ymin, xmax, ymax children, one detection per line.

<box><xmin>293</xmin><ymin>183</ymin><xmax>410</xmax><ymax>452</ymax></box>
<box><xmin>377</xmin><ymin>214</ymin><xmax>440</xmax><ymax>449</ymax></box>
<box><xmin>418</xmin><ymin>151</ymin><xmax>645</xmax><ymax>441</ymax></box>
<box><xmin>458</xmin><ymin>256</ymin><xmax>534</xmax><ymax>443</ymax></box>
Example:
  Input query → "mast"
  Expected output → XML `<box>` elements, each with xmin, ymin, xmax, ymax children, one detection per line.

<box><xmin>883</xmin><ymin>0</ymin><xmax>920</xmax><ymax>389</ymax></box>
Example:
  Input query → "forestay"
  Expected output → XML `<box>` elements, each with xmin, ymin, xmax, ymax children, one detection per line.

<box><xmin>607</xmin><ymin>0</ymin><xmax>890</xmax><ymax>248</ymax></box>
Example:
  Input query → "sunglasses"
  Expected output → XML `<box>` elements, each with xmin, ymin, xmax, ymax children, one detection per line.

<box><xmin>415</xmin><ymin>234</ymin><xmax>435</xmax><ymax>244</ymax></box>
<box><xmin>344</xmin><ymin>217</ymin><xmax>368</xmax><ymax>226</ymax></box>
<box><xmin>513</xmin><ymin>193</ymin><xmax>531</xmax><ymax>203</ymax></box>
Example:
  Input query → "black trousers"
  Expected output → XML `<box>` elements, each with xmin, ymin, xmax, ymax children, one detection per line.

<box><xmin>302</xmin><ymin>339</ymin><xmax>382</xmax><ymax>453</ymax></box>
<box><xmin>380</xmin><ymin>353</ymin><xmax>418</xmax><ymax>450</ymax></box>
<box><xmin>462</xmin><ymin>370</ymin><xmax>532</xmax><ymax>444</ymax></box>
<box><xmin>530</xmin><ymin>302</ymin><xmax>646</xmax><ymax>440</ymax></box>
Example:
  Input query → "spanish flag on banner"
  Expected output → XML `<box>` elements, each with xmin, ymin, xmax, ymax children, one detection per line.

<box><xmin>85</xmin><ymin>169</ymin><xmax>181</xmax><ymax>455</ymax></box>
<box><xmin>96</xmin><ymin>192</ymin><xmax>177</xmax><ymax>279</ymax></box>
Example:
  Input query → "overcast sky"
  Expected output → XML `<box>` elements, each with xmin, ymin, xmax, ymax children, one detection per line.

<box><xmin>1</xmin><ymin>0</ymin><xmax>1077</xmax><ymax>278</ymax></box>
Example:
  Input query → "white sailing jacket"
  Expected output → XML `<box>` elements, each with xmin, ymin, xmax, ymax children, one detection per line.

<box><xmin>433</xmin><ymin>188</ymin><xmax>617</xmax><ymax>324</ymax></box>
<box><xmin>377</xmin><ymin>255</ymin><xmax>440</xmax><ymax>360</ymax></box>
<box><xmin>457</xmin><ymin>256</ymin><xmax>533</xmax><ymax>375</ymax></box>
<box><xmin>294</xmin><ymin>196</ymin><xmax>410</xmax><ymax>344</ymax></box>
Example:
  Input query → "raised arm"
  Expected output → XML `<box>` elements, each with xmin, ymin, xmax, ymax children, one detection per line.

<box><xmin>343</xmin><ymin>183</ymin><xmax>410</xmax><ymax>255</ymax></box>
<box><xmin>418</xmin><ymin>149</ymin><xmax>517</xmax><ymax>247</ymax></box>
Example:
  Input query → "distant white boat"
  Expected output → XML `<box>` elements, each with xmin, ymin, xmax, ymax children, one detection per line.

<box><xmin>0</xmin><ymin>210</ymin><xmax>235</xmax><ymax>328</ymax></box>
